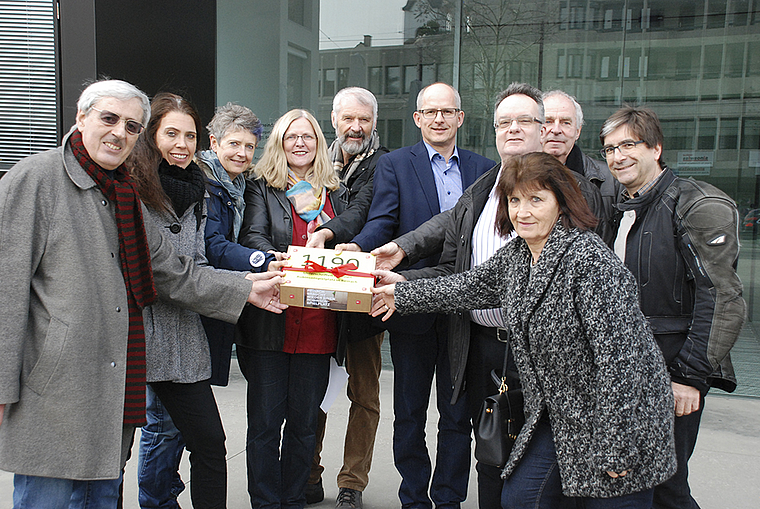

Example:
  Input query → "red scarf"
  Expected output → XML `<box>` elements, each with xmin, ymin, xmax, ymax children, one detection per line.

<box><xmin>70</xmin><ymin>129</ymin><xmax>156</xmax><ymax>425</ymax></box>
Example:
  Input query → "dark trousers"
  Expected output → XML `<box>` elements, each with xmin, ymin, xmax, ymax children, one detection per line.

<box><xmin>237</xmin><ymin>347</ymin><xmax>330</xmax><ymax>509</ymax></box>
<box><xmin>149</xmin><ymin>380</ymin><xmax>227</xmax><ymax>509</ymax></box>
<box><xmin>389</xmin><ymin>317</ymin><xmax>472</xmax><ymax>509</ymax></box>
<box><xmin>467</xmin><ymin>324</ymin><xmax>518</xmax><ymax>509</ymax></box>
<box><xmin>653</xmin><ymin>393</ymin><xmax>705</xmax><ymax>509</ymax></box>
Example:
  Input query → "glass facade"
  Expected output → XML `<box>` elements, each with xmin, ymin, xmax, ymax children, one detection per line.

<box><xmin>0</xmin><ymin>0</ymin><xmax>757</xmax><ymax>394</ymax></box>
<box><xmin>314</xmin><ymin>0</ymin><xmax>760</xmax><ymax>396</ymax></box>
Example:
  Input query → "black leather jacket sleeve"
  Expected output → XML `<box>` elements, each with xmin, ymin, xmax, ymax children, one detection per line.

<box><xmin>318</xmin><ymin>176</ymin><xmax>374</xmax><ymax>245</ymax></box>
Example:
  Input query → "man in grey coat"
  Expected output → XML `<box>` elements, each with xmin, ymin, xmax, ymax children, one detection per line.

<box><xmin>0</xmin><ymin>79</ymin><xmax>285</xmax><ymax>508</ymax></box>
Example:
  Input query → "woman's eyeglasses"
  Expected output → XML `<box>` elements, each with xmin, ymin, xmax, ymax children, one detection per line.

<box><xmin>284</xmin><ymin>133</ymin><xmax>316</xmax><ymax>143</ymax></box>
<box><xmin>91</xmin><ymin>107</ymin><xmax>144</xmax><ymax>135</ymax></box>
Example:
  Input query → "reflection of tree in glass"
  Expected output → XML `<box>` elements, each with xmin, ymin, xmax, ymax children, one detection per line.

<box><xmin>406</xmin><ymin>0</ymin><xmax>557</xmax><ymax>155</ymax></box>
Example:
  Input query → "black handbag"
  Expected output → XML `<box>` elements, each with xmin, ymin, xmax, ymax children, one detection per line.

<box><xmin>473</xmin><ymin>333</ymin><xmax>525</xmax><ymax>468</ymax></box>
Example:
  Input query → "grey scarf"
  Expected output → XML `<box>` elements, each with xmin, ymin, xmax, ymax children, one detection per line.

<box><xmin>198</xmin><ymin>150</ymin><xmax>246</xmax><ymax>240</ymax></box>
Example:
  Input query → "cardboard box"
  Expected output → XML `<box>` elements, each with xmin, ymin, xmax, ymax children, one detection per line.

<box><xmin>280</xmin><ymin>246</ymin><xmax>376</xmax><ymax>313</ymax></box>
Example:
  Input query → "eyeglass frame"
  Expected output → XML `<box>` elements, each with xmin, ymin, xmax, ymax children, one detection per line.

<box><xmin>416</xmin><ymin>108</ymin><xmax>462</xmax><ymax>119</ymax></box>
<box><xmin>600</xmin><ymin>140</ymin><xmax>646</xmax><ymax>159</ymax></box>
<box><xmin>283</xmin><ymin>133</ymin><xmax>316</xmax><ymax>143</ymax></box>
<box><xmin>494</xmin><ymin>116</ymin><xmax>543</xmax><ymax>130</ymax></box>
<box><xmin>90</xmin><ymin>107</ymin><xmax>145</xmax><ymax>135</ymax></box>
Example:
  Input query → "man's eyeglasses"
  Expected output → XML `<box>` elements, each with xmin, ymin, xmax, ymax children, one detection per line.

<box><xmin>417</xmin><ymin>108</ymin><xmax>461</xmax><ymax>119</ymax></box>
<box><xmin>284</xmin><ymin>133</ymin><xmax>316</xmax><ymax>143</ymax></box>
<box><xmin>600</xmin><ymin>140</ymin><xmax>646</xmax><ymax>159</ymax></box>
<box><xmin>494</xmin><ymin>116</ymin><xmax>542</xmax><ymax>130</ymax></box>
<box><xmin>91</xmin><ymin>107</ymin><xmax>144</xmax><ymax>135</ymax></box>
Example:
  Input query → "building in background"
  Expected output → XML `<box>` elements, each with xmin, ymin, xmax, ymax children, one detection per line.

<box><xmin>2</xmin><ymin>0</ymin><xmax>759</xmax><ymax>394</ymax></box>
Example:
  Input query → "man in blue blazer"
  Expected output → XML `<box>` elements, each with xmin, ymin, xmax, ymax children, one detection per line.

<box><xmin>339</xmin><ymin>82</ymin><xmax>495</xmax><ymax>509</ymax></box>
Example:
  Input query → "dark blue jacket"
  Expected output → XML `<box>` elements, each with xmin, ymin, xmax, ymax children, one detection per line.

<box><xmin>351</xmin><ymin>140</ymin><xmax>495</xmax><ymax>334</ymax></box>
<box><xmin>200</xmin><ymin>167</ymin><xmax>274</xmax><ymax>385</ymax></box>
<box><xmin>204</xmin><ymin>175</ymin><xmax>275</xmax><ymax>272</ymax></box>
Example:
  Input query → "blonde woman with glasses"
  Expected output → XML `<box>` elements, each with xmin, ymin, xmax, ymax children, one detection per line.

<box><xmin>236</xmin><ymin>109</ymin><xmax>348</xmax><ymax>509</ymax></box>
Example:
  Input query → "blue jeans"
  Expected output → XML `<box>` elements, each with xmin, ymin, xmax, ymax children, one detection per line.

<box><xmin>390</xmin><ymin>317</ymin><xmax>472</xmax><ymax>509</ymax></box>
<box><xmin>501</xmin><ymin>417</ymin><xmax>653</xmax><ymax>509</ymax></box>
<box><xmin>138</xmin><ymin>385</ymin><xmax>186</xmax><ymax>508</ymax></box>
<box><xmin>237</xmin><ymin>347</ymin><xmax>330</xmax><ymax>509</ymax></box>
<box><xmin>652</xmin><ymin>393</ymin><xmax>705</xmax><ymax>509</ymax></box>
<box><xmin>13</xmin><ymin>473</ymin><xmax>122</xmax><ymax>509</ymax></box>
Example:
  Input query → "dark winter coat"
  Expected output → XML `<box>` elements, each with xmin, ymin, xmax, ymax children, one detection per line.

<box><xmin>394</xmin><ymin>163</ymin><xmax>604</xmax><ymax>403</ymax></box>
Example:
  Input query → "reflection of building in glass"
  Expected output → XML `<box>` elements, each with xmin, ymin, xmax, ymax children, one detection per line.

<box><xmin>317</xmin><ymin>1</ymin><xmax>760</xmax><ymax>360</ymax></box>
<box><xmin>317</xmin><ymin>0</ymin><xmax>760</xmax><ymax>204</ymax></box>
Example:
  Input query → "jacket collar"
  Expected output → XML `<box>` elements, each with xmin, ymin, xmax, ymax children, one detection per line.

<box><xmin>61</xmin><ymin>128</ymin><xmax>98</xmax><ymax>190</ymax></box>
<box><xmin>566</xmin><ymin>144</ymin><xmax>608</xmax><ymax>186</ymax></box>
<box><xmin>615</xmin><ymin>166</ymin><xmax>676</xmax><ymax>212</ymax></box>
<box><xmin>410</xmin><ymin>140</ymin><xmax>443</xmax><ymax>216</ymax></box>
<box><xmin>512</xmin><ymin>222</ymin><xmax>581</xmax><ymax>328</ymax></box>
<box><xmin>565</xmin><ymin>144</ymin><xmax>585</xmax><ymax>176</ymax></box>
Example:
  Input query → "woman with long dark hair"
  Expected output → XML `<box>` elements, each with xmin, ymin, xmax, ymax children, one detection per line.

<box><xmin>128</xmin><ymin>92</ymin><xmax>229</xmax><ymax>509</ymax></box>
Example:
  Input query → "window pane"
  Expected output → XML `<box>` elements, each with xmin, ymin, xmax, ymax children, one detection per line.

<box><xmin>404</xmin><ymin>65</ymin><xmax>418</xmax><ymax>93</ymax></box>
<box><xmin>369</xmin><ymin>67</ymin><xmax>382</xmax><ymax>95</ymax></box>
<box><xmin>323</xmin><ymin>69</ymin><xmax>336</xmax><ymax>97</ymax></box>
<box><xmin>386</xmin><ymin>66</ymin><xmax>401</xmax><ymax>95</ymax></box>
<box><xmin>720</xmin><ymin>118</ymin><xmax>739</xmax><ymax>150</ymax></box>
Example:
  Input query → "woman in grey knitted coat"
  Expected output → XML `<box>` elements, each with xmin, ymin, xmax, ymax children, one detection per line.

<box><xmin>372</xmin><ymin>153</ymin><xmax>676</xmax><ymax>507</ymax></box>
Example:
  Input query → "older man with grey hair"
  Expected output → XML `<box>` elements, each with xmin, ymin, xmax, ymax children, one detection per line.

<box><xmin>0</xmin><ymin>79</ymin><xmax>284</xmax><ymax>508</ymax></box>
<box><xmin>303</xmin><ymin>86</ymin><xmax>389</xmax><ymax>509</ymax></box>
<box><xmin>542</xmin><ymin>89</ymin><xmax>619</xmax><ymax>244</ymax></box>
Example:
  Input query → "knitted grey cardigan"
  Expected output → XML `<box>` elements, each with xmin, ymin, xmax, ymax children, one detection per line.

<box><xmin>394</xmin><ymin>223</ymin><xmax>676</xmax><ymax>498</ymax></box>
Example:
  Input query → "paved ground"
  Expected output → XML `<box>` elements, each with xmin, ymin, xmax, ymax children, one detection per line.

<box><xmin>1</xmin><ymin>361</ymin><xmax>759</xmax><ymax>508</ymax></box>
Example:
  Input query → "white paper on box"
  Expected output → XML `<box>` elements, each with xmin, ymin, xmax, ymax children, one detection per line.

<box><xmin>280</xmin><ymin>246</ymin><xmax>376</xmax><ymax>313</ymax></box>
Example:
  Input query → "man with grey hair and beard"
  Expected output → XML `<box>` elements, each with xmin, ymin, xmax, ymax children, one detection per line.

<box><xmin>305</xmin><ymin>87</ymin><xmax>389</xmax><ymax>508</ymax></box>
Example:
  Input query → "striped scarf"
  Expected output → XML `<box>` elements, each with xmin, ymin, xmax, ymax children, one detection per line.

<box><xmin>70</xmin><ymin>129</ymin><xmax>156</xmax><ymax>426</ymax></box>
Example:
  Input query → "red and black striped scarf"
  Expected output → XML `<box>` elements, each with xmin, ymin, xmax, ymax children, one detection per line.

<box><xmin>70</xmin><ymin>129</ymin><xmax>157</xmax><ymax>426</ymax></box>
